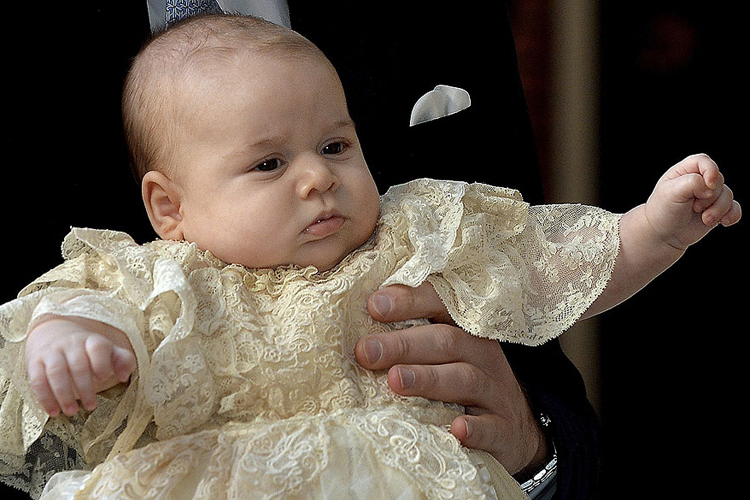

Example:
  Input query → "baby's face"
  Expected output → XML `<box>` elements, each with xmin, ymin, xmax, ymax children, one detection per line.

<box><xmin>169</xmin><ymin>53</ymin><xmax>380</xmax><ymax>271</ymax></box>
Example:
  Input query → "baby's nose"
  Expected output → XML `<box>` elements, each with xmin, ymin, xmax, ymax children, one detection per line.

<box><xmin>296</xmin><ymin>156</ymin><xmax>340</xmax><ymax>198</ymax></box>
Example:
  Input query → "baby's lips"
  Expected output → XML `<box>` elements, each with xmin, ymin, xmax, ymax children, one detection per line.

<box><xmin>303</xmin><ymin>215</ymin><xmax>345</xmax><ymax>237</ymax></box>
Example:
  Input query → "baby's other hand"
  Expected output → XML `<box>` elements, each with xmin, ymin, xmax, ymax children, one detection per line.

<box><xmin>646</xmin><ymin>153</ymin><xmax>741</xmax><ymax>250</ymax></box>
<box><xmin>25</xmin><ymin>316</ymin><xmax>136</xmax><ymax>417</ymax></box>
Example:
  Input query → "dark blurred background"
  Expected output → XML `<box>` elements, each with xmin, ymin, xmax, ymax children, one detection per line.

<box><xmin>510</xmin><ymin>1</ymin><xmax>746</xmax><ymax>498</ymax></box>
<box><xmin>2</xmin><ymin>2</ymin><xmax>746</xmax><ymax>499</ymax></box>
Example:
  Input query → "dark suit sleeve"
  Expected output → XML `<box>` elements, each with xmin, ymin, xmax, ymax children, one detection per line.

<box><xmin>504</xmin><ymin>341</ymin><xmax>600</xmax><ymax>500</ymax></box>
<box><xmin>291</xmin><ymin>3</ymin><xmax>600</xmax><ymax>498</ymax></box>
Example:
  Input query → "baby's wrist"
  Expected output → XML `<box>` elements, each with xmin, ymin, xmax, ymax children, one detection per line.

<box><xmin>638</xmin><ymin>204</ymin><xmax>690</xmax><ymax>254</ymax></box>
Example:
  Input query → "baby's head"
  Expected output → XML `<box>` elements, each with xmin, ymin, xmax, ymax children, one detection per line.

<box><xmin>123</xmin><ymin>15</ymin><xmax>380</xmax><ymax>271</ymax></box>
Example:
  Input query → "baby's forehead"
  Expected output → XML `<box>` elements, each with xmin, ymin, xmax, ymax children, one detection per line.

<box><xmin>136</xmin><ymin>43</ymin><xmax>250</xmax><ymax>122</ymax></box>
<box><xmin>150</xmin><ymin>36</ymin><xmax>248</xmax><ymax>80</ymax></box>
<box><xmin>161</xmin><ymin>44</ymin><xmax>312</xmax><ymax>104</ymax></box>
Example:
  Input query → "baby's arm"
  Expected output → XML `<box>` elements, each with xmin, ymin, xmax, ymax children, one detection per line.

<box><xmin>584</xmin><ymin>153</ymin><xmax>741</xmax><ymax>318</ymax></box>
<box><xmin>24</xmin><ymin>315</ymin><xmax>136</xmax><ymax>417</ymax></box>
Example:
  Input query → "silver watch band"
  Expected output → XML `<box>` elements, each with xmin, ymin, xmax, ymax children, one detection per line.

<box><xmin>520</xmin><ymin>413</ymin><xmax>558</xmax><ymax>498</ymax></box>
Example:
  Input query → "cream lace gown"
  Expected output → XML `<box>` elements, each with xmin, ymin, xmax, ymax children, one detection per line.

<box><xmin>0</xmin><ymin>179</ymin><xmax>620</xmax><ymax>500</ymax></box>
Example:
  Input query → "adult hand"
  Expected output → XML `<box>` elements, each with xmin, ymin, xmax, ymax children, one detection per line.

<box><xmin>355</xmin><ymin>283</ymin><xmax>548</xmax><ymax>476</ymax></box>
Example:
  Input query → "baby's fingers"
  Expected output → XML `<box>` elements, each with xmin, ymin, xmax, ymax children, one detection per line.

<box><xmin>669</xmin><ymin>153</ymin><xmax>720</xmax><ymax>187</ymax></box>
<box><xmin>699</xmin><ymin>185</ymin><xmax>741</xmax><ymax>227</ymax></box>
<box><xmin>691</xmin><ymin>178</ymin><xmax>724</xmax><ymax>213</ymax></box>
<box><xmin>112</xmin><ymin>346</ymin><xmax>137</xmax><ymax>383</ymax></box>
<box><xmin>26</xmin><ymin>358</ymin><xmax>63</xmax><ymax>417</ymax></box>
<box><xmin>720</xmin><ymin>198</ymin><xmax>742</xmax><ymax>227</ymax></box>
<box><xmin>85</xmin><ymin>335</ymin><xmax>116</xmax><ymax>382</ymax></box>
<box><xmin>86</xmin><ymin>337</ymin><xmax>135</xmax><ymax>396</ymax></box>
<box><xmin>67</xmin><ymin>345</ymin><xmax>98</xmax><ymax>412</ymax></box>
<box><xmin>44</xmin><ymin>351</ymin><xmax>80</xmax><ymax>416</ymax></box>
<box><xmin>696</xmin><ymin>154</ymin><xmax>721</xmax><ymax>190</ymax></box>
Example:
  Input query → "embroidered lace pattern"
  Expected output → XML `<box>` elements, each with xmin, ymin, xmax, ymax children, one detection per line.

<box><xmin>0</xmin><ymin>179</ymin><xmax>620</xmax><ymax>500</ymax></box>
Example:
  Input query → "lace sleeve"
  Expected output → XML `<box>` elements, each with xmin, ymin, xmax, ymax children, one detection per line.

<box><xmin>0</xmin><ymin>228</ymin><xmax>187</xmax><ymax>498</ymax></box>
<box><xmin>379</xmin><ymin>179</ymin><xmax>621</xmax><ymax>345</ymax></box>
<box><xmin>0</xmin><ymin>286</ymin><xmax>149</xmax><ymax>499</ymax></box>
<box><xmin>430</xmin><ymin>195</ymin><xmax>621</xmax><ymax>345</ymax></box>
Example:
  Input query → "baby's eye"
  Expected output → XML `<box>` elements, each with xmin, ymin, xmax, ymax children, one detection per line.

<box><xmin>253</xmin><ymin>158</ymin><xmax>283</xmax><ymax>172</ymax></box>
<box><xmin>321</xmin><ymin>141</ymin><xmax>347</xmax><ymax>156</ymax></box>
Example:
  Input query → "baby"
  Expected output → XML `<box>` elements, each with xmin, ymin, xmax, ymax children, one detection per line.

<box><xmin>0</xmin><ymin>14</ymin><xmax>740</xmax><ymax>500</ymax></box>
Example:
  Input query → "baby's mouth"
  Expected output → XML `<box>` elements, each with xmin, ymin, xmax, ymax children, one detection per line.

<box><xmin>303</xmin><ymin>214</ymin><xmax>345</xmax><ymax>237</ymax></box>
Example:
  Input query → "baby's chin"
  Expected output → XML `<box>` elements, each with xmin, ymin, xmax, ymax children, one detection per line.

<box><xmin>234</xmin><ymin>232</ymin><xmax>371</xmax><ymax>272</ymax></box>
<box><xmin>296</xmin><ymin>253</ymin><xmax>348</xmax><ymax>273</ymax></box>
<box><xmin>291</xmin><ymin>242</ymin><xmax>366</xmax><ymax>273</ymax></box>
<box><xmin>229</xmin><ymin>253</ymin><xmax>342</xmax><ymax>272</ymax></box>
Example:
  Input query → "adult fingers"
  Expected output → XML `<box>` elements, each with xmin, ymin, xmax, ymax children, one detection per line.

<box><xmin>374</xmin><ymin>335</ymin><xmax>544</xmax><ymax>475</ymax></box>
<box><xmin>367</xmin><ymin>282</ymin><xmax>454</xmax><ymax>325</ymax></box>
<box><xmin>377</xmin><ymin>334</ymin><xmax>523</xmax><ymax>415</ymax></box>
<box><xmin>355</xmin><ymin>323</ymin><xmax>475</xmax><ymax>371</ymax></box>
<box><xmin>450</xmin><ymin>412</ymin><xmax>544</xmax><ymax>476</ymax></box>
<box><xmin>354</xmin><ymin>323</ymin><xmax>545</xmax><ymax>473</ymax></box>
<box><xmin>384</xmin><ymin>358</ymin><xmax>495</xmax><ymax>406</ymax></box>
<box><xmin>355</xmin><ymin>324</ymin><xmax>513</xmax><ymax>410</ymax></box>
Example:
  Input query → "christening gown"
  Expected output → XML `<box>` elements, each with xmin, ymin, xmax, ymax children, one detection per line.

<box><xmin>0</xmin><ymin>179</ymin><xmax>620</xmax><ymax>500</ymax></box>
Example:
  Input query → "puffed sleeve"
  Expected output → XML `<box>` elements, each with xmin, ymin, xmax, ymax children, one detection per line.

<box><xmin>380</xmin><ymin>179</ymin><xmax>621</xmax><ymax>346</ymax></box>
<box><xmin>0</xmin><ymin>228</ymin><xmax>200</xmax><ymax>498</ymax></box>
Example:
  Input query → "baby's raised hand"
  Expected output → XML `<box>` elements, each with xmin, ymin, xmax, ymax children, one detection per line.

<box><xmin>25</xmin><ymin>316</ymin><xmax>136</xmax><ymax>417</ymax></box>
<box><xmin>646</xmin><ymin>153</ymin><xmax>741</xmax><ymax>250</ymax></box>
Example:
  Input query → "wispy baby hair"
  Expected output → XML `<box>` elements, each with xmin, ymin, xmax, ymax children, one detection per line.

<box><xmin>122</xmin><ymin>14</ymin><xmax>327</xmax><ymax>182</ymax></box>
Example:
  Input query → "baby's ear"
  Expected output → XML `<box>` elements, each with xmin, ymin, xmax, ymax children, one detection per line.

<box><xmin>141</xmin><ymin>171</ymin><xmax>184</xmax><ymax>240</ymax></box>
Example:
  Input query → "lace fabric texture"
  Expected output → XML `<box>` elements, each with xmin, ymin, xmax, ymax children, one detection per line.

<box><xmin>0</xmin><ymin>179</ymin><xmax>620</xmax><ymax>500</ymax></box>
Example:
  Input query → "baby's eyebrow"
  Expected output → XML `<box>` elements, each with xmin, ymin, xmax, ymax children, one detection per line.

<box><xmin>336</xmin><ymin>118</ymin><xmax>356</xmax><ymax>128</ymax></box>
<box><xmin>228</xmin><ymin>135</ymin><xmax>279</xmax><ymax>157</ymax></box>
<box><xmin>243</xmin><ymin>137</ymin><xmax>276</xmax><ymax>150</ymax></box>
<box><xmin>219</xmin><ymin>139</ymin><xmax>274</xmax><ymax>165</ymax></box>
<box><xmin>327</xmin><ymin>118</ymin><xmax>357</xmax><ymax>134</ymax></box>
<box><xmin>225</xmin><ymin>117</ymin><xmax>357</xmax><ymax>160</ymax></box>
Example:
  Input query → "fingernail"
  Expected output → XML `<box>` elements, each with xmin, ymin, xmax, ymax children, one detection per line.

<box><xmin>462</xmin><ymin>418</ymin><xmax>471</xmax><ymax>439</ymax></box>
<box><xmin>364</xmin><ymin>339</ymin><xmax>383</xmax><ymax>363</ymax></box>
<box><xmin>397</xmin><ymin>367</ymin><xmax>415</xmax><ymax>389</ymax></box>
<box><xmin>372</xmin><ymin>293</ymin><xmax>392</xmax><ymax>317</ymax></box>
